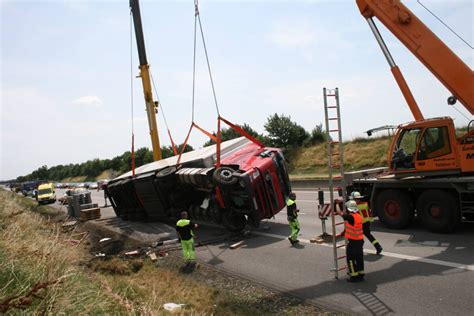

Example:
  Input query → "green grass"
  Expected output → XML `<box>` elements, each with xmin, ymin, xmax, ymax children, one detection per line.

<box><xmin>289</xmin><ymin>135</ymin><xmax>391</xmax><ymax>178</ymax></box>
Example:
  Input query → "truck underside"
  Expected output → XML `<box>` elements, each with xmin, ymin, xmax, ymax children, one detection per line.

<box><xmin>105</xmin><ymin>137</ymin><xmax>291</xmax><ymax>232</ymax></box>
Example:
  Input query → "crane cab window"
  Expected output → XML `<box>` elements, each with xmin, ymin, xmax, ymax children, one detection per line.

<box><xmin>392</xmin><ymin>128</ymin><xmax>421</xmax><ymax>169</ymax></box>
<box><xmin>417</xmin><ymin>127</ymin><xmax>451</xmax><ymax>160</ymax></box>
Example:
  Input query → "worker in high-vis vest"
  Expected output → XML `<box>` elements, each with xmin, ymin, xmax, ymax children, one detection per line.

<box><xmin>337</xmin><ymin>200</ymin><xmax>365</xmax><ymax>282</ymax></box>
<box><xmin>286</xmin><ymin>192</ymin><xmax>300</xmax><ymax>245</ymax></box>
<box><xmin>176</xmin><ymin>211</ymin><xmax>198</xmax><ymax>267</ymax></box>
<box><xmin>351</xmin><ymin>191</ymin><xmax>383</xmax><ymax>255</ymax></box>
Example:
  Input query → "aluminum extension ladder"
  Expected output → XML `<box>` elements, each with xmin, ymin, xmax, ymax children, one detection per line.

<box><xmin>323</xmin><ymin>87</ymin><xmax>348</xmax><ymax>279</ymax></box>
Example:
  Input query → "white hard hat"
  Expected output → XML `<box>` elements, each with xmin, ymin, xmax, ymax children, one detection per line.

<box><xmin>346</xmin><ymin>200</ymin><xmax>359</xmax><ymax>212</ymax></box>
<box><xmin>351</xmin><ymin>191</ymin><xmax>364</xmax><ymax>199</ymax></box>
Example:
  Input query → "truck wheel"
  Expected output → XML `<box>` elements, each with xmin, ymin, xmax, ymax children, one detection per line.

<box><xmin>156</xmin><ymin>166</ymin><xmax>177</xmax><ymax>178</ymax></box>
<box><xmin>213</xmin><ymin>167</ymin><xmax>238</xmax><ymax>186</ymax></box>
<box><xmin>375</xmin><ymin>189</ymin><xmax>414</xmax><ymax>229</ymax></box>
<box><xmin>222</xmin><ymin>211</ymin><xmax>246</xmax><ymax>232</ymax></box>
<box><xmin>417</xmin><ymin>190</ymin><xmax>460</xmax><ymax>233</ymax></box>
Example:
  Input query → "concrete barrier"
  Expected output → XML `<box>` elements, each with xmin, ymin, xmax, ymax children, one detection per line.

<box><xmin>290</xmin><ymin>179</ymin><xmax>340</xmax><ymax>190</ymax></box>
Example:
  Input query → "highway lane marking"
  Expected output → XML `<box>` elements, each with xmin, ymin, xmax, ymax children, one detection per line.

<box><xmin>252</xmin><ymin>231</ymin><xmax>474</xmax><ymax>272</ymax></box>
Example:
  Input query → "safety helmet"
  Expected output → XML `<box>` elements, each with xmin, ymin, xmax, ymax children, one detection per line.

<box><xmin>346</xmin><ymin>200</ymin><xmax>359</xmax><ymax>212</ymax></box>
<box><xmin>350</xmin><ymin>191</ymin><xmax>364</xmax><ymax>199</ymax></box>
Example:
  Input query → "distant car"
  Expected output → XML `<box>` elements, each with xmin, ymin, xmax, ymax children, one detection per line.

<box><xmin>89</xmin><ymin>182</ymin><xmax>98</xmax><ymax>190</ymax></box>
<box><xmin>77</xmin><ymin>183</ymin><xmax>86</xmax><ymax>188</ymax></box>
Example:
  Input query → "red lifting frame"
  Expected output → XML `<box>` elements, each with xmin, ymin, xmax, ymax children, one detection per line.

<box><xmin>167</xmin><ymin>129</ymin><xmax>178</xmax><ymax>156</ymax></box>
<box><xmin>216</xmin><ymin>116</ymin><xmax>264</xmax><ymax>167</ymax></box>
<box><xmin>176</xmin><ymin>116</ymin><xmax>264</xmax><ymax>167</ymax></box>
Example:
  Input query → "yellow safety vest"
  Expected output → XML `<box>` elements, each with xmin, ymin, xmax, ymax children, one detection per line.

<box><xmin>357</xmin><ymin>201</ymin><xmax>374</xmax><ymax>223</ymax></box>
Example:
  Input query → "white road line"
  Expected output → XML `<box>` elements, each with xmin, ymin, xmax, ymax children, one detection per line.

<box><xmin>252</xmin><ymin>231</ymin><xmax>474</xmax><ymax>272</ymax></box>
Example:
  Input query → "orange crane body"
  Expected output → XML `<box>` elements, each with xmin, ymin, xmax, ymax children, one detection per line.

<box><xmin>356</xmin><ymin>0</ymin><xmax>473</xmax><ymax>176</ymax></box>
<box><xmin>347</xmin><ymin>0</ymin><xmax>474</xmax><ymax>233</ymax></box>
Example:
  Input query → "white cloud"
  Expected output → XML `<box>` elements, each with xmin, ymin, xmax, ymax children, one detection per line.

<box><xmin>72</xmin><ymin>95</ymin><xmax>103</xmax><ymax>107</ymax></box>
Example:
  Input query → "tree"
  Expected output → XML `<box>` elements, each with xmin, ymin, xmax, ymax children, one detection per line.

<box><xmin>203</xmin><ymin>123</ymin><xmax>262</xmax><ymax>147</ymax></box>
<box><xmin>303</xmin><ymin>123</ymin><xmax>327</xmax><ymax>146</ymax></box>
<box><xmin>264</xmin><ymin>113</ymin><xmax>309</xmax><ymax>148</ymax></box>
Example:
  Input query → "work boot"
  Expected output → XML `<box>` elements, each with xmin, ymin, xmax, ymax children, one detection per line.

<box><xmin>376</xmin><ymin>244</ymin><xmax>383</xmax><ymax>255</ymax></box>
<box><xmin>346</xmin><ymin>277</ymin><xmax>362</xmax><ymax>283</ymax></box>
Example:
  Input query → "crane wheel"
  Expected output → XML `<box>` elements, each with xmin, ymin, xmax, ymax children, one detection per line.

<box><xmin>416</xmin><ymin>190</ymin><xmax>460</xmax><ymax>233</ymax></box>
<box><xmin>374</xmin><ymin>189</ymin><xmax>414</xmax><ymax>229</ymax></box>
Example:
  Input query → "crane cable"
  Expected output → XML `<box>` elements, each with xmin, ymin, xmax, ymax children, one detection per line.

<box><xmin>130</xmin><ymin>13</ymin><xmax>136</xmax><ymax>176</ymax></box>
<box><xmin>416</xmin><ymin>1</ymin><xmax>472</xmax><ymax>122</ymax></box>
<box><xmin>417</xmin><ymin>1</ymin><xmax>473</xmax><ymax>50</ymax></box>
<box><xmin>191</xmin><ymin>0</ymin><xmax>221</xmax><ymax>121</ymax></box>
<box><xmin>150</xmin><ymin>73</ymin><xmax>178</xmax><ymax>155</ymax></box>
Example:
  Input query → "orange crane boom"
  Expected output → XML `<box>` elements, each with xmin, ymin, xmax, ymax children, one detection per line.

<box><xmin>357</xmin><ymin>0</ymin><xmax>473</xmax><ymax>116</ymax></box>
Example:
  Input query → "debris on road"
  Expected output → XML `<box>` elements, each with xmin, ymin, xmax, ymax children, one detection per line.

<box><xmin>230</xmin><ymin>240</ymin><xmax>245</xmax><ymax>249</ymax></box>
<box><xmin>148</xmin><ymin>252</ymin><xmax>157</xmax><ymax>261</ymax></box>
<box><xmin>80</xmin><ymin>207</ymin><xmax>101</xmax><ymax>221</ymax></box>
<box><xmin>64</xmin><ymin>232</ymin><xmax>88</xmax><ymax>246</ymax></box>
<box><xmin>99</xmin><ymin>238</ymin><xmax>111</xmax><ymax>243</ymax></box>
<box><xmin>125</xmin><ymin>250</ymin><xmax>140</xmax><ymax>256</ymax></box>
<box><xmin>61</xmin><ymin>220</ymin><xmax>78</xmax><ymax>232</ymax></box>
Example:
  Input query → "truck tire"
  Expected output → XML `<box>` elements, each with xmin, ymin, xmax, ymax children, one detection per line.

<box><xmin>222</xmin><ymin>211</ymin><xmax>246</xmax><ymax>232</ymax></box>
<box><xmin>416</xmin><ymin>190</ymin><xmax>460</xmax><ymax>233</ymax></box>
<box><xmin>375</xmin><ymin>189</ymin><xmax>414</xmax><ymax>229</ymax></box>
<box><xmin>156</xmin><ymin>166</ymin><xmax>177</xmax><ymax>178</ymax></box>
<box><xmin>213</xmin><ymin>166</ymin><xmax>238</xmax><ymax>186</ymax></box>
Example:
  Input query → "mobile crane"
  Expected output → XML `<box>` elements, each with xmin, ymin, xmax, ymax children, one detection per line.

<box><xmin>130</xmin><ymin>0</ymin><xmax>162</xmax><ymax>161</ymax></box>
<box><xmin>346</xmin><ymin>0</ymin><xmax>474</xmax><ymax>232</ymax></box>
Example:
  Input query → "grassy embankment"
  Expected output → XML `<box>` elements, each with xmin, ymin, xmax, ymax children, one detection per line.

<box><xmin>0</xmin><ymin>190</ymin><xmax>322</xmax><ymax>315</ymax></box>
<box><xmin>288</xmin><ymin>136</ymin><xmax>390</xmax><ymax>179</ymax></box>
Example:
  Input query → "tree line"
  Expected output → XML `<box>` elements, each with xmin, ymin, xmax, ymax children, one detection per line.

<box><xmin>16</xmin><ymin>114</ymin><xmax>326</xmax><ymax>182</ymax></box>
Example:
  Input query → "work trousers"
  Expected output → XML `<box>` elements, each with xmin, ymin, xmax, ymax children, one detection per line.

<box><xmin>346</xmin><ymin>239</ymin><xmax>364</xmax><ymax>277</ymax></box>
<box><xmin>180</xmin><ymin>238</ymin><xmax>196</xmax><ymax>263</ymax></box>
<box><xmin>363</xmin><ymin>222</ymin><xmax>381</xmax><ymax>249</ymax></box>
<box><xmin>288</xmin><ymin>218</ymin><xmax>300</xmax><ymax>241</ymax></box>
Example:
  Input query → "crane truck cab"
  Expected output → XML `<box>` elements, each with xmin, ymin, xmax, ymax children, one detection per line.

<box><xmin>389</xmin><ymin>117</ymin><xmax>474</xmax><ymax>178</ymax></box>
<box><xmin>37</xmin><ymin>183</ymin><xmax>56</xmax><ymax>205</ymax></box>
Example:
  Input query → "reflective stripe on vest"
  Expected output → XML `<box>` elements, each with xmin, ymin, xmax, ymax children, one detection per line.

<box><xmin>345</xmin><ymin>213</ymin><xmax>363</xmax><ymax>240</ymax></box>
<box><xmin>356</xmin><ymin>201</ymin><xmax>373</xmax><ymax>223</ymax></box>
<box><xmin>287</xmin><ymin>199</ymin><xmax>295</xmax><ymax>207</ymax></box>
<box><xmin>177</xmin><ymin>219</ymin><xmax>190</xmax><ymax>227</ymax></box>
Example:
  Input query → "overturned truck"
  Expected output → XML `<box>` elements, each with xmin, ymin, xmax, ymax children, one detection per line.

<box><xmin>106</xmin><ymin>137</ymin><xmax>291</xmax><ymax>232</ymax></box>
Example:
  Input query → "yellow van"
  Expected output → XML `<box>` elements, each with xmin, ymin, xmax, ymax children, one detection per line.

<box><xmin>37</xmin><ymin>183</ymin><xmax>56</xmax><ymax>205</ymax></box>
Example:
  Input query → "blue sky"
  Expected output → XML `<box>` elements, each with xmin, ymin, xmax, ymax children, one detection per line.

<box><xmin>1</xmin><ymin>0</ymin><xmax>472</xmax><ymax>180</ymax></box>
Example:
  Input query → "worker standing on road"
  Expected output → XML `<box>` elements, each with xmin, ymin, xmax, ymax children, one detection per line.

<box><xmin>176</xmin><ymin>211</ymin><xmax>198</xmax><ymax>267</ymax></box>
<box><xmin>103</xmin><ymin>183</ymin><xmax>109</xmax><ymax>207</ymax></box>
<box><xmin>286</xmin><ymin>192</ymin><xmax>300</xmax><ymax>245</ymax></box>
<box><xmin>351</xmin><ymin>191</ymin><xmax>383</xmax><ymax>255</ymax></box>
<box><xmin>337</xmin><ymin>200</ymin><xmax>365</xmax><ymax>282</ymax></box>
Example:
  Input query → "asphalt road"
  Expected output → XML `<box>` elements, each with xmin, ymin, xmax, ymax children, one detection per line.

<box><xmin>37</xmin><ymin>188</ymin><xmax>474</xmax><ymax>314</ymax></box>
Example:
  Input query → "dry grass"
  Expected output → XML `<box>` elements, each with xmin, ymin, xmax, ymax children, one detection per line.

<box><xmin>0</xmin><ymin>190</ymin><xmax>124</xmax><ymax>314</ymax></box>
<box><xmin>289</xmin><ymin>136</ymin><xmax>391</xmax><ymax>177</ymax></box>
<box><xmin>1</xmin><ymin>190</ymin><xmax>323</xmax><ymax>315</ymax></box>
